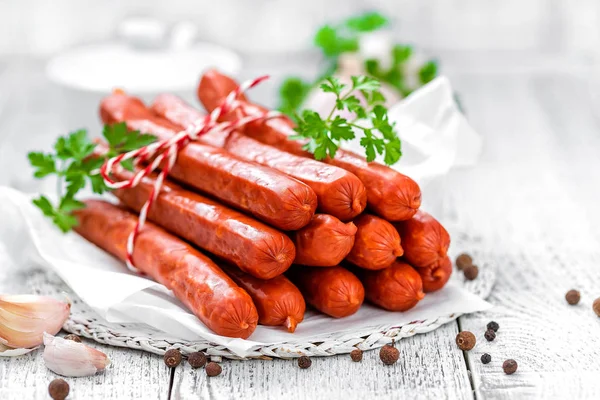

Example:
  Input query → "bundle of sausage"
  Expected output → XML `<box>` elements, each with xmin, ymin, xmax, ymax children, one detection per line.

<box><xmin>71</xmin><ymin>70</ymin><xmax>453</xmax><ymax>339</ymax></box>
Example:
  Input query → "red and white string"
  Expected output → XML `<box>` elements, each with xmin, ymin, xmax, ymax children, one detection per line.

<box><xmin>98</xmin><ymin>75</ymin><xmax>281</xmax><ymax>272</ymax></box>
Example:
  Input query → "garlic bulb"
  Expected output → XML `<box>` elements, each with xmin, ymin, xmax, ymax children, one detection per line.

<box><xmin>0</xmin><ymin>294</ymin><xmax>70</xmax><ymax>349</ymax></box>
<box><xmin>43</xmin><ymin>333</ymin><xmax>110</xmax><ymax>377</ymax></box>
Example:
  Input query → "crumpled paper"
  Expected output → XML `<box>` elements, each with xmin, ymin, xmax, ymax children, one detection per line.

<box><xmin>0</xmin><ymin>78</ymin><xmax>487</xmax><ymax>357</ymax></box>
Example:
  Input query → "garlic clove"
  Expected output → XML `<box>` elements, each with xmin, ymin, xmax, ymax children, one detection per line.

<box><xmin>43</xmin><ymin>333</ymin><xmax>110</xmax><ymax>377</ymax></box>
<box><xmin>0</xmin><ymin>342</ymin><xmax>38</xmax><ymax>357</ymax></box>
<box><xmin>0</xmin><ymin>294</ymin><xmax>71</xmax><ymax>349</ymax></box>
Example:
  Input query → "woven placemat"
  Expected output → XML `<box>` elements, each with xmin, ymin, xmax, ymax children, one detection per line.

<box><xmin>27</xmin><ymin>260</ymin><xmax>495</xmax><ymax>360</ymax></box>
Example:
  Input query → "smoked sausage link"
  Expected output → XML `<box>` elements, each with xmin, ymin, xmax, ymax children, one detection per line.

<box><xmin>197</xmin><ymin>69</ymin><xmax>422</xmax><ymax>221</ymax></box>
<box><xmin>224</xmin><ymin>132</ymin><xmax>367</xmax><ymax>220</ymax></box>
<box><xmin>222</xmin><ymin>264</ymin><xmax>305</xmax><ymax>332</ymax></box>
<box><xmin>291</xmin><ymin>214</ymin><xmax>357</xmax><ymax>267</ymax></box>
<box><xmin>287</xmin><ymin>266</ymin><xmax>364</xmax><ymax>318</ymax></box>
<box><xmin>100</xmin><ymin>92</ymin><xmax>318</xmax><ymax>230</ymax></box>
<box><xmin>112</xmin><ymin>169</ymin><xmax>295</xmax><ymax>279</ymax></box>
<box><xmin>73</xmin><ymin>200</ymin><xmax>258</xmax><ymax>339</ymax></box>
<box><xmin>417</xmin><ymin>256</ymin><xmax>452</xmax><ymax>293</ymax></box>
<box><xmin>394</xmin><ymin>210</ymin><xmax>450</xmax><ymax>268</ymax></box>
<box><xmin>346</xmin><ymin>214</ymin><xmax>403</xmax><ymax>270</ymax></box>
<box><xmin>354</xmin><ymin>261</ymin><xmax>424</xmax><ymax>311</ymax></box>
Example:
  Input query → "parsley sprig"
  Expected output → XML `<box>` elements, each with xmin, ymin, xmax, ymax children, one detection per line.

<box><xmin>27</xmin><ymin>123</ymin><xmax>155</xmax><ymax>232</ymax></box>
<box><xmin>292</xmin><ymin>75</ymin><xmax>401</xmax><ymax>165</ymax></box>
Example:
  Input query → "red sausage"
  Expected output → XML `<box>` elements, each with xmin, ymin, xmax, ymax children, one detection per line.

<box><xmin>73</xmin><ymin>200</ymin><xmax>258</xmax><ymax>339</ymax></box>
<box><xmin>221</xmin><ymin>264</ymin><xmax>305</xmax><ymax>332</ymax></box>
<box><xmin>291</xmin><ymin>214</ymin><xmax>357</xmax><ymax>267</ymax></box>
<box><xmin>394</xmin><ymin>210</ymin><xmax>451</xmax><ymax>268</ymax></box>
<box><xmin>417</xmin><ymin>256</ymin><xmax>453</xmax><ymax>293</ymax></box>
<box><xmin>354</xmin><ymin>261</ymin><xmax>424</xmax><ymax>311</ymax></box>
<box><xmin>100</xmin><ymin>92</ymin><xmax>318</xmax><ymax>231</ymax></box>
<box><xmin>112</xmin><ymin>168</ymin><xmax>295</xmax><ymax>279</ymax></box>
<box><xmin>287</xmin><ymin>266</ymin><xmax>364</xmax><ymax>318</ymax></box>
<box><xmin>197</xmin><ymin>70</ymin><xmax>422</xmax><ymax>221</ymax></box>
<box><xmin>346</xmin><ymin>214</ymin><xmax>403</xmax><ymax>270</ymax></box>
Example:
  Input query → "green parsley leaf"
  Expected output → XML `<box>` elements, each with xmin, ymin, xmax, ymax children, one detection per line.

<box><xmin>277</xmin><ymin>77</ymin><xmax>312</xmax><ymax>117</ymax></box>
<box><xmin>345</xmin><ymin>12</ymin><xmax>388</xmax><ymax>32</ymax></box>
<box><xmin>32</xmin><ymin>195</ymin><xmax>55</xmax><ymax>217</ymax></box>
<box><xmin>320</xmin><ymin>77</ymin><xmax>346</xmax><ymax>96</ymax></box>
<box><xmin>351</xmin><ymin>75</ymin><xmax>380</xmax><ymax>92</ymax></box>
<box><xmin>419</xmin><ymin>60</ymin><xmax>438</xmax><ymax>85</ymax></box>
<box><xmin>59</xmin><ymin>196</ymin><xmax>86</xmax><ymax>213</ymax></box>
<box><xmin>384</xmin><ymin>137</ymin><xmax>402</xmax><ymax>165</ymax></box>
<box><xmin>28</xmin><ymin>152</ymin><xmax>56</xmax><ymax>178</ymax></box>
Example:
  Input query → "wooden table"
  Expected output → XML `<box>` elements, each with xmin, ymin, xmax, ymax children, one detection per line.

<box><xmin>1</xmin><ymin>57</ymin><xmax>599</xmax><ymax>399</ymax></box>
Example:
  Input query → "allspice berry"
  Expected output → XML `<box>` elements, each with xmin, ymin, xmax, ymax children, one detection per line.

<box><xmin>593</xmin><ymin>298</ymin><xmax>600</xmax><ymax>317</ymax></box>
<box><xmin>188</xmin><ymin>351</ymin><xmax>207</xmax><ymax>368</ymax></box>
<box><xmin>456</xmin><ymin>253</ymin><xmax>473</xmax><ymax>270</ymax></box>
<box><xmin>502</xmin><ymin>359</ymin><xmax>518</xmax><ymax>375</ymax></box>
<box><xmin>484</xmin><ymin>329</ymin><xmax>496</xmax><ymax>342</ymax></box>
<box><xmin>487</xmin><ymin>321</ymin><xmax>499</xmax><ymax>332</ymax></box>
<box><xmin>48</xmin><ymin>378</ymin><xmax>70</xmax><ymax>400</ymax></box>
<box><xmin>206</xmin><ymin>362</ymin><xmax>222</xmax><ymax>377</ymax></box>
<box><xmin>164</xmin><ymin>349</ymin><xmax>182</xmax><ymax>368</ymax></box>
<box><xmin>456</xmin><ymin>331</ymin><xmax>476</xmax><ymax>351</ymax></box>
<box><xmin>565</xmin><ymin>290</ymin><xmax>581</xmax><ymax>305</ymax></box>
<box><xmin>350</xmin><ymin>349</ymin><xmax>363</xmax><ymax>362</ymax></box>
<box><xmin>481</xmin><ymin>353</ymin><xmax>491</xmax><ymax>364</ymax></box>
<box><xmin>463</xmin><ymin>265</ymin><xmax>479</xmax><ymax>280</ymax></box>
<box><xmin>298</xmin><ymin>355</ymin><xmax>312</xmax><ymax>369</ymax></box>
<box><xmin>379</xmin><ymin>344</ymin><xmax>399</xmax><ymax>365</ymax></box>
<box><xmin>63</xmin><ymin>334</ymin><xmax>82</xmax><ymax>343</ymax></box>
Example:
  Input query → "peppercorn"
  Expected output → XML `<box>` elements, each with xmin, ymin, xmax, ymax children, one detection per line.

<box><xmin>48</xmin><ymin>378</ymin><xmax>69</xmax><ymax>400</ymax></box>
<box><xmin>484</xmin><ymin>329</ymin><xmax>496</xmax><ymax>342</ymax></box>
<box><xmin>456</xmin><ymin>331</ymin><xmax>476</xmax><ymax>351</ymax></box>
<box><xmin>565</xmin><ymin>290</ymin><xmax>581</xmax><ymax>305</ymax></box>
<box><xmin>487</xmin><ymin>321</ymin><xmax>499</xmax><ymax>332</ymax></box>
<box><xmin>350</xmin><ymin>349</ymin><xmax>363</xmax><ymax>362</ymax></box>
<box><xmin>481</xmin><ymin>353</ymin><xmax>491</xmax><ymax>364</ymax></box>
<box><xmin>593</xmin><ymin>298</ymin><xmax>600</xmax><ymax>317</ymax></box>
<box><xmin>188</xmin><ymin>351</ymin><xmax>207</xmax><ymax>368</ymax></box>
<box><xmin>502</xmin><ymin>359</ymin><xmax>518</xmax><ymax>375</ymax></box>
<box><xmin>463</xmin><ymin>265</ymin><xmax>479</xmax><ymax>280</ymax></box>
<box><xmin>164</xmin><ymin>349</ymin><xmax>182</xmax><ymax>368</ymax></box>
<box><xmin>298</xmin><ymin>355</ymin><xmax>312</xmax><ymax>369</ymax></box>
<box><xmin>379</xmin><ymin>344</ymin><xmax>399</xmax><ymax>365</ymax></box>
<box><xmin>63</xmin><ymin>334</ymin><xmax>82</xmax><ymax>343</ymax></box>
<box><xmin>455</xmin><ymin>253</ymin><xmax>473</xmax><ymax>270</ymax></box>
<box><xmin>206</xmin><ymin>362</ymin><xmax>222</xmax><ymax>377</ymax></box>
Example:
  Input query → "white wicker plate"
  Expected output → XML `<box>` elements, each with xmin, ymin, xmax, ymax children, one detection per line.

<box><xmin>27</xmin><ymin>258</ymin><xmax>495</xmax><ymax>360</ymax></box>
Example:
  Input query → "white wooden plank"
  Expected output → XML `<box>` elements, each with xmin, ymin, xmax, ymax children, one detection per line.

<box><xmin>171</xmin><ymin>322</ymin><xmax>473</xmax><ymax>400</ymax></box>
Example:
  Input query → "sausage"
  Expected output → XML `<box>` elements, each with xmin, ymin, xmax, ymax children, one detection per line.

<box><xmin>150</xmin><ymin>93</ymin><xmax>226</xmax><ymax>148</ymax></box>
<box><xmin>417</xmin><ymin>256</ymin><xmax>453</xmax><ymax>292</ymax></box>
<box><xmin>221</xmin><ymin>264</ymin><xmax>305</xmax><ymax>332</ymax></box>
<box><xmin>151</xmin><ymin>94</ymin><xmax>367</xmax><ymax>220</ymax></box>
<box><xmin>287</xmin><ymin>266</ymin><xmax>364</xmax><ymax>318</ymax></box>
<box><xmin>198</xmin><ymin>69</ymin><xmax>422</xmax><ymax>221</ymax></box>
<box><xmin>100</xmin><ymin>92</ymin><xmax>318</xmax><ymax>230</ymax></box>
<box><xmin>394</xmin><ymin>210</ymin><xmax>450</xmax><ymax>268</ymax></box>
<box><xmin>290</xmin><ymin>214</ymin><xmax>356</xmax><ymax>266</ymax></box>
<box><xmin>346</xmin><ymin>214</ymin><xmax>403</xmax><ymax>270</ymax></box>
<box><xmin>111</xmin><ymin>168</ymin><xmax>295</xmax><ymax>279</ymax></box>
<box><xmin>223</xmin><ymin>132</ymin><xmax>367</xmax><ymax>220</ymax></box>
<box><xmin>73</xmin><ymin>200</ymin><xmax>258</xmax><ymax>339</ymax></box>
<box><xmin>353</xmin><ymin>261</ymin><xmax>424</xmax><ymax>311</ymax></box>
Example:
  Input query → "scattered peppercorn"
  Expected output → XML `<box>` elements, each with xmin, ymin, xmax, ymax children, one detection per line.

<box><xmin>48</xmin><ymin>378</ymin><xmax>69</xmax><ymax>400</ymax></box>
<box><xmin>593</xmin><ymin>298</ymin><xmax>600</xmax><ymax>317</ymax></box>
<box><xmin>379</xmin><ymin>344</ymin><xmax>399</xmax><ymax>365</ymax></box>
<box><xmin>502</xmin><ymin>359</ymin><xmax>518</xmax><ymax>375</ymax></box>
<box><xmin>455</xmin><ymin>253</ymin><xmax>473</xmax><ymax>270</ymax></box>
<box><xmin>565</xmin><ymin>290</ymin><xmax>581</xmax><ymax>305</ymax></box>
<box><xmin>484</xmin><ymin>329</ymin><xmax>496</xmax><ymax>342</ymax></box>
<box><xmin>63</xmin><ymin>334</ymin><xmax>82</xmax><ymax>343</ymax></box>
<box><xmin>188</xmin><ymin>351</ymin><xmax>207</xmax><ymax>368</ymax></box>
<box><xmin>463</xmin><ymin>265</ymin><xmax>479</xmax><ymax>280</ymax></box>
<box><xmin>164</xmin><ymin>349</ymin><xmax>182</xmax><ymax>368</ymax></box>
<box><xmin>298</xmin><ymin>356</ymin><xmax>312</xmax><ymax>369</ymax></box>
<box><xmin>206</xmin><ymin>362</ymin><xmax>222</xmax><ymax>377</ymax></box>
<box><xmin>481</xmin><ymin>353</ymin><xmax>491</xmax><ymax>364</ymax></box>
<box><xmin>456</xmin><ymin>331</ymin><xmax>476</xmax><ymax>351</ymax></box>
<box><xmin>487</xmin><ymin>321</ymin><xmax>499</xmax><ymax>332</ymax></box>
<box><xmin>350</xmin><ymin>348</ymin><xmax>363</xmax><ymax>362</ymax></box>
